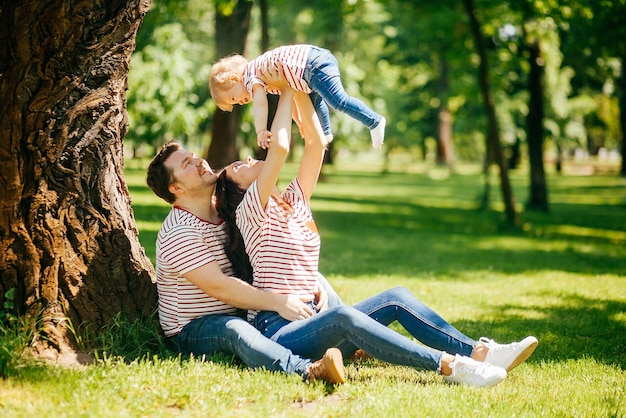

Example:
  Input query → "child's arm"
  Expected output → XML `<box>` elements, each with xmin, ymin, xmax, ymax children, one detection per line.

<box><xmin>251</xmin><ymin>84</ymin><xmax>271</xmax><ymax>149</ymax></box>
<box><xmin>256</xmin><ymin>62</ymin><xmax>290</xmax><ymax>148</ymax></box>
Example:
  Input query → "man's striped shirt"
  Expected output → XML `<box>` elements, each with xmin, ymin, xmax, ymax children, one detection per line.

<box><xmin>156</xmin><ymin>207</ymin><xmax>237</xmax><ymax>337</ymax></box>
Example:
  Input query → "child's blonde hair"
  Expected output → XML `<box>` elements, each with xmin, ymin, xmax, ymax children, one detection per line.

<box><xmin>209</xmin><ymin>54</ymin><xmax>249</xmax><ymax>112</ymax></box>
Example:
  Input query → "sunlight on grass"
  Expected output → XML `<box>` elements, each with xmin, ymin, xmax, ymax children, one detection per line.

<box><xmin>544</xmin><ymin>224</ymin><xmax>626</xmax><ymax>243</ymax></box>
<box><xmin>134</xmin><ymin>220</ymin><xmax>163</xmax><ymax>233</ymax></box>
<box><xmin>611</xmin><ymin>311</ymin><xmax>626</xmax><ymax>326</ymax></box>
<box><xmin>468</xmin><ymin>234</ymin><xmax>622</xmax><ymax>256</ymax></box>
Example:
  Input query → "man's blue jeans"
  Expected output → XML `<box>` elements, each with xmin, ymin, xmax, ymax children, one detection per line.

<box><xmin>303</xmin><ymin>46</ymin><xmax>383</xmax><ymax>137</ymax></box>
<box><xmin>254</xmin><ymin>286</ymin><xmax>477</xmax><ymax>372</ymax></box>
<box><xmin>172</xmin><ymin>314</ymin><xmax>312</xmax><ymax>376</ymax></box>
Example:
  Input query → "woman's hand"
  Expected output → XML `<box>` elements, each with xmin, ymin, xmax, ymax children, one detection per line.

<box><xmin>259</xmin><ymin>61</ymin><xmax>288</xmax><ymax>90</ymax></box>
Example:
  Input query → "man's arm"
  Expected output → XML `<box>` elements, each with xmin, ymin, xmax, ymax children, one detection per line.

<box><xmin>184</xmin><ymin>260</ymin><xmax>313</xmax><ymax>321</ymax></box>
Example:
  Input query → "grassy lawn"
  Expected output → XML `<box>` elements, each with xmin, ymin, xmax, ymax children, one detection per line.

<box><xmin>1</xmin><ymin>160</ymin><xmax>625</xmax><ymax>417</ymax></box>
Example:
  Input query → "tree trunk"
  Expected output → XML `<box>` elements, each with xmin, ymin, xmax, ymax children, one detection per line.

<box><xmin>617</xmin><ymin>51</ymin><xmax>626</xmax><ymax>177</ymax></box>
<box><xmin>436</xmin><ymin>57</ymin><xmax>454</xmax><ymax>167</ymax></box>
<box><xmin>0</xmin><ymin>0</ymin><xmax>157</xmax><ymax>360</ymax></box>
<box><xmin>508</xmin><ymin>136</ymin><xmax>522</xmax><ymax>170</ymax></box>
<box><xmin>463</xmin><ymin>0</ymin><xmax>519</xmax><ymax>226</ymax></box>
<box><xmin>206</xmin><ymin>0</ymin><xmax>253</xmax><ymax>169</ymax></box>
<box><xmin>526</xmin><ymin>38</ymin><xmax>549</xmax><ymax>211</ymax></box>
<box><xmin>255</xmin><ymin>0</ymin><xmax>273</xmax><ymax>161</ymax></box>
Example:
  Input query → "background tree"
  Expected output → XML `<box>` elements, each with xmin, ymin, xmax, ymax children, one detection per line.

<box><xmin>126</xmin><ymin>0</ymin><xmax>216</xmax><ymax>156</ymax></box>
<box><xmin>521</xmin><ymin>10</ymin><xmax>549</xmax><ymax>212</ymax></box>
<box><xmin>206</xmin><ymin>0</ymin><xmax>253</xmax><ymax>169</ymax></box>
<box><xmin>381</xmin><ymin>1</ymin><xmax>472</xmax><ymax>166</ymax></box>
<box><xmin>0</xmin><ymin>0</ymin><xmax>156</xmax><ymax>359</ymax></box>
<box><xmin>126</xmin><ymin>23</ymin><xmax>212</xmax><ymax>155</ymax></box>
<box><xmin>463</xmin><ymin>0</ymin><xmax>519</xmax><ymax>226</ymax></box>
<box><xmin>561</xmin><ymin>0</ymin><xmax>626</xmax><ymax>176</ymax></box>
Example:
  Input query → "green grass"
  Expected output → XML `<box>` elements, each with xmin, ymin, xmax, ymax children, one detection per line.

<box><xmin>1</xmin><ymin>161</ymin><xmax>625</xmax><ymax>417</ymax></box>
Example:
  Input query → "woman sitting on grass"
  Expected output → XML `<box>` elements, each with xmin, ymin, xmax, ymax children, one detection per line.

<box><xmin>215</xmin><ymin>80</ymin><xmax>537</xmax><ymax>387</ymax></box>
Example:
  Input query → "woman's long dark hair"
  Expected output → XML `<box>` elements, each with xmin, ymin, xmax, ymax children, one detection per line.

<box><xmin>214</xmin><ymin>170</ymin><xmax>254</xmax><ymax>285</ymax></box>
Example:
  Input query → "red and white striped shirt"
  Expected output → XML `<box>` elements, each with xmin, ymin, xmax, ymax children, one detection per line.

<box><xmin>243</xmin><ymin>44</ymin><xmax>313</xmax><ymax>95</ymax></box>
<box><xmin>235</xmin><ymin>179</ymin><xmax>320</xmax><ymax>322</ymax></box>
<box><xmin>156</xmin><ymin>207</ymin><xmax>237</xmax><ymax>337</ymax></box>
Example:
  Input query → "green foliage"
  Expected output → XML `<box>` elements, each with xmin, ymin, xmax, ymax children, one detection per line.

<box><xmin>93</xmin><ymin>312</ymin><xmax>173</xmax><ymax>361</ymax></box>
<box><xmin>127</xmin><ymin>0</ymin><xmax>218</xmax><ymax>154</ymax></box>
<box><xmin>127</xmin><ymin>22</ymin><xmax>213</xmax><ymax>152</ymax></box>
<box><xmin>0</xmin><ymin>289</ymin><xmax>35</xmax><ymax>378</ymax></box>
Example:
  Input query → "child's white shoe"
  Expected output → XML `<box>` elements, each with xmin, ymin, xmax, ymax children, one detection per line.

<box><xmin>370</xmin><ymin>117</ymin><xmax>386</xmax><ymax>149</ymax></box>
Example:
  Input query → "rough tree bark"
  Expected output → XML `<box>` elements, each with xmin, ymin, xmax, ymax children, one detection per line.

<box><xmin>0</xmin><ymin>0</ymin><xmax>157</xmax><ymax>361</ymax></box>
<box><xmin>206</xmin><ymin>0</ymin><xmax>252</xmax><ymax>169</ymax></box>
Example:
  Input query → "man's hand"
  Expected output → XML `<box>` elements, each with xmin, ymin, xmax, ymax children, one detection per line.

<box><xmin>275</xmin><ymin>293</ymin><xmax>314</xmax><ymax>322</ymax></box>
<box><xmin>313</xmin><ymin>281</ymin><xmax>329</xmax><ymax>312</ymax></box>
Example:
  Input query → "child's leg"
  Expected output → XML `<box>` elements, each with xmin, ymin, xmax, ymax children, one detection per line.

<box><xmin>304</xmin><ymin>48</ymin><xmax>385</xmax><ymax>147</ymax></box>
<box><xmin>306</xmin><ymin>50</ymin><xmax>383</xmax><ymax>130</ymax></box>
<box><xmin>309</xmin><ymin>91</ymin><xmax>333</xmax><ymax>143</ymax></box>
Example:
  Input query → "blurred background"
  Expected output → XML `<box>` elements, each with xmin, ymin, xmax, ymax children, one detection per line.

<box><xmin>124</xmin><ymin>0</ymin><xmax>625</xmax><ymax>179</ymax></box>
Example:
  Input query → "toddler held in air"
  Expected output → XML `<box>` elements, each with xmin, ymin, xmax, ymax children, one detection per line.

<box><xmin>209</xmin><ymin>44</ymin><xmax>386</xmax><ymax>149</ymax></box>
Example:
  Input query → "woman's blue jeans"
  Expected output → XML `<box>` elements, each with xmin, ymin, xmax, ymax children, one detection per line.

<box><xmin>303</xmin><ymin>46</ymin><xmax>383</xmax><ymax>137</ymax></box>
<box><xmin>172</xmin><ymin>314</ymin><xmax>312</xmax><ymax>376</ymax></box>
<box><xmin>254</xmin><ymin>286</ymin><xmax>477</xmax><ymax>372</ymax></box>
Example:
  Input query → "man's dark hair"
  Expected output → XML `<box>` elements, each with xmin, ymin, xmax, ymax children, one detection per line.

<box><xmin>147</xmin><ymin>141</ymin><xmax>182</xmax><ymax>204</ymax></box>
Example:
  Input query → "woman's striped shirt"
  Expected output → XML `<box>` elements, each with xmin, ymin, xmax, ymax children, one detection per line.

<box><xmin>235</xmin><ymin>179</ymin><xmax>320</xmax><ymax>322</ymax></box>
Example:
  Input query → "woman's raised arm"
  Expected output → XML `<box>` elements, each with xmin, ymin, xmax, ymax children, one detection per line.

<box><xmin>255</xmin><ymin>88</ymin><xmax>294</xmax><ymax>209</ymax></box>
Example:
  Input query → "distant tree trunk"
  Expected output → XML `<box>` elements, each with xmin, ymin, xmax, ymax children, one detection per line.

<box><xmin>255</xmin><ymin>0</ymin><xmax>273</xmax><ymax>161</ymax></box>
<box><xmin>463</xmin><ymin>0</ymin><xmax>519</xmax><ymax>226</ymax></box>
<box><xmin>525</xmin><ymin>37</ymin><xmax>549</xmax><ymax>211</ymax></box>
<box><xmin>617</xmin><ymin>52</ymin><xmax>626</xmax><ymax>177</ymax></box>
<box><xmin>206</xmin><ymin>0</ymin><xmax>253</xmax><ymax>169</ymax></box>
<box><xmin>259</xmin><ymin>0</ymin><xmax>269</xmax><ymax>51</ymax></box>
<box><xmin>555</xmin><ymin>140</ymin><xmax>563</xmax><ymax>173</ymax></box>
<box><xmin>508</xmin><ymin>136</ymin><xmax>521</xmax><ymax>170</ymax></box>
<box><xmin>436</xmin><ymin>57</ymin><xmax>454</xmax><ymax>167</ymax></box>
<box><xmin>0</xmin><ymin>0</ymin><xmax>157</xmax><ymax>360</ymax></box>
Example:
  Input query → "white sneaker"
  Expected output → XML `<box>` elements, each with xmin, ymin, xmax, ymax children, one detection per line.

<box><xmin>370</xmin><ymin>117</ymin><xmax>386</xmax><ymax>149</ymax></box>
<box><xmin>444</xmin><ymin>354</ymin><xmax>507</xmax><ymax>387</ymax></box>
<box><xmin>479</xmin><ymin>336</ymin><xmax>538</xmax><ymax>372</ymax></box>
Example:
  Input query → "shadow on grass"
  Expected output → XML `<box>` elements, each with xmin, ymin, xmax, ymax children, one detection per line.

<box><xmin>313</xmin><ymin>196</ymin><xmax>626</xmax><ymax>278</ymax></box>
<box><xmin>452</xmin><ymin>293</ymin><xmax>626</xmax><ymax>370</ymax></box>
